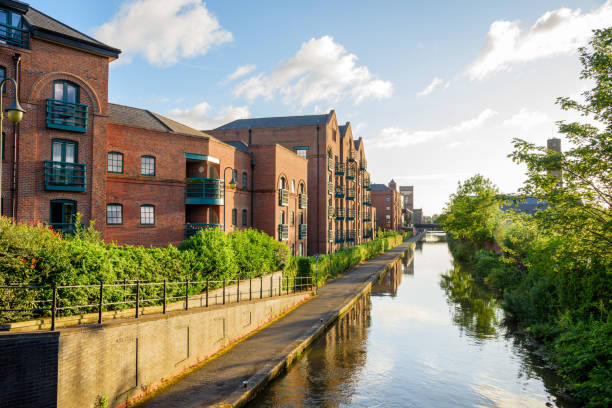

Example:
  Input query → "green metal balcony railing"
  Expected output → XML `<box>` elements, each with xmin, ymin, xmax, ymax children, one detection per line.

<box><xmin>335</xmin><ymin>230</ymin><xmax>345</xmax><ymax>243</ymax></box>
<box><xmin>185</xmin><ymin>223</ymin><xmax>223</xmax><ymax>238</ymax></box>
<box><xmin>346</xmin><ymin>163</ymin><xmax>356</xmax><ymax>180</ymax></box>
<box><xmin>48</xmin><ymin>222</ymin><xmax>85</xmax><ymax>235</ymax></box>
<box><xmin>335</xmin><ymin>162</ymin><xmax>345</xmax><ymax>175</ymax></box>
<box><xmin>346</xmin><ymin>188</ymin><xmax>355</xmax><ymax>200</ymax></box>
<box><xmin>363</xmin><ymin>229</ymin><xmax>373</xmax><ymax>239</ymax></box>
<box><xmin>363</xmin><ymin>194</ymin><xmax>372</xmax><ymax>206</ymax></box>
<box><xmin>0</xmin><ymin>22</ymin><xmax>29</xmax><ymax>48</ymax></box>
<box><xmin>278</xmin><ymin>224</ymin><xmax>289</xmax><ymax>241</ymax></box>
<box><xmin>44</xmin><ymin>161</ymin><xmax>86</xmax><ymax>192</ymax></box>
<box><xmin>299</xmin><ymin>193</ymin><xmax>307</xmax><ymax>209</ymax></box>
<box><xmin>328</xmin><ymin>229</ymin><xmax>334</xmax><ymax>242</ymax></box>
<box><xmin>327</xmin><ymin>157</ymin><xmax>334</xmax><ymax>171</ymax></box>
<box><xmin>299</xmin><ymin>224</ymin><xmax>307</xmax><ymax>239</ymax></box>
<box><xmin>363</xmin><ymin>178</ymin><xmax>371</xmax><ymax>190</ymax></box>
<box><xmin>279</xmin><ymin>189</ymin><xmax>289</xmax><ymax>206</ymax></box>
<box><xmin>185</xmin><ymin>178</ymin><xmax>224</xmax><ymax>205</ymax></box>
<box><xmin>328</xmin><ymin>182</ymin><xmax>334</xmax><ymax>195</ymax></box>
<box><xmin>363</xmin><ymin>213</ymin><xmax>372</xmax><ymax>222</ymax></box>
<box><xmin>335</xmin><ymin>207</ymin><xmax>345</xmax><ymax>220</ymax></box>
<box><xmin>335</xmin><ymin>185</ymin><xmax>345</xmax><ymax>198</ymax></box>
<box><xmin>46</xmin><ymin>99</ymin><xmax>88</xmax><ymax>133</ymax></box>
<box><xmin>328</xmin><ymin>206</ymin><xmax>334</xmax><ymax>218</ymax></box>
<box><xmin>346</xmin><ymin>208</ymin><xmax>355</xmax><ymax>220</ymax></box>
<box><xmin>360</xmin><ymin>159</ymin><xmax>367</xmax><ymax>170</ymax></box>
<box><xmin>346</xmin><ymin>230</ymin><xmax>356</xmax><ymax>242</ymax></box>
<box><xmin>347</xmin><ymin>149</ymin><xmax>356</xmax><ymax>162</ymax></box>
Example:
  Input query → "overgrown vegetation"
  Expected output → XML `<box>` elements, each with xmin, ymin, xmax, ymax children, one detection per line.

<box><xmin>438</xmin><ymin>28</ymin><xmax>612</xmax><ymax>407</ymax></box>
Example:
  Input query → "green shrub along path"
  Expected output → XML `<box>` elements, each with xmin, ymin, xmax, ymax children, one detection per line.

<box><xmin>0</xmin><ymin>214</ymin><xmax>405</xmax><ymax>324</ymax></box>
<box><xmin>438</xmin><ymin>29</ymin><xmax>612</xmax><ymax>408</ymax></box>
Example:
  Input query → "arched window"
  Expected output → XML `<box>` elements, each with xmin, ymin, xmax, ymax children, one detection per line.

<box><xmin>299</xmin><ymin>183</ymin><xmax>305</xmax><ymax>194</ymax></box>
<box><xmin>53</xmin><ymin>80</ymin><xmax>79</xmax><ymax>104</ymax></box>
<box><xmin>242</xmin><ymin>209</ymin><xmax>247</xmax><ymax>226</ymax></box>
<box><xmin>280</xmin><ymin>210</ymin><xmax>285</xmax><ymax>224</ymax></box>
<box><xmin>107</xmin><ymin>152</ymin><xmax>123</xmax><ymax>173</ymax></box>
<box><xmin>299</xmin><ymin>212</ymin><xmax>304</xmax><ymax>225</ymax></box>
<box><xmin>106</xmin><ymin>203</ymin><xmax>122</xmax><ymax>225</ymax></box>
<box><xmin>141</xmin><ymin>155</ymin><xmax>155</xmax><ymax>176</ymax></box>
<box><xmin>232</xmin><ymin>208</ymin><xmax>237</xmax><ymax>226</ymax></box>
<box><xmin>242</xmin><ymin>172</ymin><xmax>248</xmax><ymax>189</ymax></box>
<box><xmin>279</xmin><ymin>177</ymin><xmax>286</xmax><ymax>190</ymax></box>
<box><xmin>140</xmin><ymin>205</ymin><xmax>155</xmax><ymax>225</ymax></box>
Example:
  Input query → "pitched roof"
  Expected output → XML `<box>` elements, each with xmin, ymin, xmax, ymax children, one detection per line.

<box><xmin>224</xmin><ymin>141</ymin><xmax>249</xmax><ymax>153</ymax></box>
<box><xmin>6</xmin><ymin>1</ymin><xmax>121</xmax><ymax>58</ymax></box>
<box><xmin>354</xmin><ymin>139</ymin><xmax>360</xmax><ymax>150</ymax></box>
<box><xmin>215</xmin><ymin>110</ymin><xmax>334</xmax><ymax>130</ymax></box>
<box><xmin>339</xmin><ymin>124</ymin><xmax>348</xmax><ymax>137</ymax></box>
<box><xmin>371</xmin><ymin>183</ymin><xmax>391</xmax><ymax>191</ymax></box>
<box><xmin>108</xmin><ymin>103</ymin><xmax>208</xmax><ymax>138</ymax></box>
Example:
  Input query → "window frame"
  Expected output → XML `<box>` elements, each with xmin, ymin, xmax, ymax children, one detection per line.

<box><xmin>140</xmin><ymin>204</ymin><xmax>155</xmax><ymax>225</ymax></box>
<box><xmin>107</xmin><ymin>152</ymin><xmax>124</xmax><ymax>174</ymax></box>
<box><xmin>106</xmin><ymin>203</ymin><xmax>123</xmax><ymax>225</ymax></box>
<box><xmin>49</xmin><ymin>199</ymin><xmax>77</xmax><ymax>225</ymax></box>
<box><xmin>140</xmin><ymin>155</ymin><xmax>155</xmax><ymax>177</ymax></box>
<box><xmin>51</xmin><ymin>139</ymin><xmax>78</xmax><ymax>162</ymax></box>
<box><xmin>242</xmin><ymin>171</ymin><xmax>248</xmax><ymax>189</ymax></box>
<box><xmin>242</xmin><ymin>209</ymin><xmax>247</xmax><ymax>226</ymax></box>
<box><xmin>53</xmin><ymin>79</ymin><xmax>80</xmax><ymax>104</ymax></box>
<box><xmin>232</xmin><ymin>208</ymin><xmax>237</xmax><ymax>226</ymax></box>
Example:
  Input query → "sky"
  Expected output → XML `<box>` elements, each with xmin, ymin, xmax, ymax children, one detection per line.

<box><xmin>29</xmin><ymin>0</ymin><xmax>611</xmax><ymax>214</ymax></box>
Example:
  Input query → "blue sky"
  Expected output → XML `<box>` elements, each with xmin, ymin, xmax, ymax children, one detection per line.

<box><xmin>29</xmin><ymin>0</ymin><xmax>610</xmax><ymax>213</ymax></box>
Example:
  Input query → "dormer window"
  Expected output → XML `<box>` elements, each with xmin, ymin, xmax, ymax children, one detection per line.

<box><xmin>0</xmin><ymin>8</ymin><xmax>27</xmax><ymax>48</ymax></box>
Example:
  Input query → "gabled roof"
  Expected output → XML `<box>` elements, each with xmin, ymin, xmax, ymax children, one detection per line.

<box><xmin>224</xmin><ymin>141</ymin><xmax>249</xmax><ymax>153</ymax></box>
<box><xmin>2</xmin><ymin>0</ymin><xmax>121</xmax><ymax>58</ymax></box>
<box><xmin>371</xmin><ymin>183</ymin><xmax>391</xmax><ymax>191</ymax></box>
<box><xmin>339</xmin><ymin>124</ymin><xmax>348</xmax><ymax>138</ymax></box>
<box><xmin>215</xmin><ymin>110</ymin><xmax>335</xmax><ymax>130</ymax></box>
<box><xmin>109</xmin><ymin>103</ymin><xmax>208</xmax><ymax>138</ymax></box>
<box><xmin>354</xmin><ymin>139</ymin><xmax>361</xmax><ymax>150</ymax></box>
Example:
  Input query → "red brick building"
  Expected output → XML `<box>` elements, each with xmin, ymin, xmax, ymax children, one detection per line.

<box><xmin>0</xmin><ymin>0</ymin><xmax>307</xmax><ymax>253</ymax></box>
<box><xmin>207</xmin><ymin>114</ymin><xmax>375</xmax><ymax>255</ymax></box>
<box><xmin>371</xmin><ymin>179</ymin><xmax>402</xmax><ymax>232</ymax></box>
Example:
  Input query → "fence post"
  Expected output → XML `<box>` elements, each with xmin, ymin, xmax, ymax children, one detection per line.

<box><xmin>315</xmin><ymin>255</ymin><xmax>319</xmax><ymax>295</ymax></box>
<box><xmin>206</xmin><ymin>279</ymin><xmax>209</xmax><ymax>307</ymax></box>
<box><xmin>51</xmin><ymin>283</ymin><xmax>57</xmax><ymax>331</ymax></box>
<box><xmin>270</xmin><ymin>275</ymin><xmax>273</xmax><ymax>297</ymax></box>
<box><xmin>293</xmin><ymin>276</ymin><xmax>296</xmax><ymax>293</ymax></box>
<box><xmin>279</xmin><ymin>276</ymin><xmax>281</xmax><ymax>296</ymax></box>
<box><xmin>223</xmin><ymin>279</ymin><xmax>226</xmax><ymax>305</ymax></box>
<box><xmin>286</xmin><ymin>276</ymin><xmax>289</xmax><ymax>295</ymax></box>
<box><xmin>185</xmin><ymin>279</ymin><xmax>189</xmax><ymax>310</ymax></box>
<box><xmin>135</xmin><ymin>280</ymin><xmax>140</xmax><ymax>318</ymax></box>
<box><xmin>249</xmin><ymin>278</ymin><xmax>252</xmax><ymax>301</ymax></box>
<box><xmin>163</xmin><ymin>280</ymin><xmax>167</xmax><ymax>314</ymax></box>
<box><xmin>98</xmin><ymin>280</ymin><xmax>103</xmax><ymax>324</ymax></box>
<box><xmin>260</xmin><ymin>276</ymin><xmax>263</xmax><ymax>299</ymax></box>
<box><xmin>123</xmin><ymin>278</ymin><xmax>127</xmax><ymax>303</ymax></box>
<box><xmin>237</xmin><ymin>279</ymin><xmax>240</xmax><ymax>303</ymax></box>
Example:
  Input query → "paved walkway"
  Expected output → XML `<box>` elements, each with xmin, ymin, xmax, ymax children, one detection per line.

<box><xmin>137</xmin><ymin>238</ymin><xmax>418</xmax><ymax>408</ymax></box>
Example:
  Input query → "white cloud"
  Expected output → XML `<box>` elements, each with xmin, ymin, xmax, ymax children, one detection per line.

<box><xmin>417</xmin><ymin>77</ymin><xmax>443</xmax><ymax>97</ymax></box>
<box><xmin>225</xmin><ymin>64</ymin><xmax>256</xmax><ymax>82</ymax></box>
<box><xmin>94</xmin><ymin>0</ymin><xmax>233</xmax><ymax>66</ymax></box>
<box><xmin>468</xmin><ymin>1</ymin><xmax>612</xmax><ymax>79</ymax></box>
<box><xmin>502</xmin><ymin>108</ymin><xmax>549</xmax><ymax>131</ymax></box>
<box><xmin>371</xmin><ymin>109</ymin><xmax>498</xmax><ymax>148</ymax></box>
<box><xmin>233</xmin><ymin>35</ymin><xmax>393</xmax><ymax>107</ymax></box>
<box><xmin>168</xmin><ymin>102</ymin><xmax>250</xmax><ymax>130</ymax></box>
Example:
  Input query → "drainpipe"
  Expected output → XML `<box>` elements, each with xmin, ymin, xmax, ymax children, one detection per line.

<box><xmin>316</xmin><ymin>125</ymin><xmax>320</xmax><ymax>254</ymax></box>
<box><xmin>11</xmin><ymin>53</ymin><xmax>20</xmax><ymax>218</ymax></box>
<box><xmin>248</xmin><ymin>129</ymin><xmax>254</xmax><ymax>227</ymax></box>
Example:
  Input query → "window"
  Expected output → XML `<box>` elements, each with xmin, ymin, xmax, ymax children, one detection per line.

<box><xmin>291</xmin><ymin>244</ymin><xmax>295</xmax><ymax>256</ymax></box>
<box><xmin>299</xmin><ymin>212</ymin><xmax>304</xmax><ymax>224</ymax></box>
<box><xmin>294</xmin><ymin>147</ymin><xmax>308</xmax><ymax>159</ymax></box>
<box><xmin>299</xmin><ymin>183</ymin><xmax>305</xmax><ymax>194</ymax></box>
<box><xmin>386</xmin><ymin>207</ymin><xmax>391</xmax><ymax>211</ymax></box>
<box><xmin>242</xmin><ymin>209</ymin><xmax>247</xmax><ymax>226</ymax></box>
<box><xmin>233</xmin><ymin>169</ymin><xmax>238</xmax><ymax>185</ymax></box>
<box><xmin>53</xmin><ymin>80</ymin><xmax>79</xmax><ymax>104</ymax></box>
<box><xmin>290</xmin><ymin>211</ymin><xmax>295</xmax><ymax>226</ymax></box>
<box><xmin>299</xmin><ymin>243</ymin><xmax>303</xmax><ymax>256</ymax></box>
<box><xmin>50</xmin><ymin>200</ymin><xmax>76</xmax><ymax>226</ymax></box>
<box><xmin>141</xmin><ymin>156</ymin><xmax>155</xmax><ymax>176</ymax></box>
<box><xmin>280</xmin><ymin>210</ymin><xmax>285</xmax><ymax>224</ymax></box>
<box><xmin>0</xmin><ymin>66</ymin><xmax>5</xmax><ymax>94</ymax></box>
<box><xmin>107</xmin><ymin>152</ymin><xmax>123</xmax><ymax>173</ymax></box>
<box><xmin>242</xmin><ymin>172</ymin><xmax>248</xmax><ymax>189</ymax></box>
<box><xmin>385</xmin><ymin>197</ymin><xmax>391</xmax><ymax>202</ymax></box>
<box><xmin>0</xmin><ymin>8</ymin><xmax>23</xmax><ymax>46</ymax></box>
<box><xmin>232</xmin><ymin>209</ymin><xmax>237</xmax><ymax>226</ymax></box>
<box><xmin>332</xmin><ymin>129</ymin><xmax>337</xmax><ymax>141</ymax></box>
<box><xmin>386</xmin><ymin>215</ymin><xmax>391</xmax><ymax>220</ymax></box>
<box><xmin>291</xmin><ymin>180</ymin><xmax>295</xmax><ymax>193</ymax></box>
<box><xmin>106</xmin><ymin>204</ymin><xmax>122</xmax><ymax>225</ymax></box>
<box><xmin>279</xmin><ymin>177</ymin><xmax>286</xmax><ymax>190</ymax></box>
<box><xmin>52</xmin><ymin>139</ymin><xmax>77</xmax><ymax>163</ymax></box>
<box><xmin>140</xmin><ymin>205</ymin><xmax>154</xmax><ymax>225</ymax></box>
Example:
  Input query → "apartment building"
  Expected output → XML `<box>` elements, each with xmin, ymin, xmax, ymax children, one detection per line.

<box><xmin>208</xmin><ymin>115</ymin><xmax>375</xmax><ymax>255</ymax></box>
<box><xmin>371</xmin><ymin>179</ymin><xmax>402</xmax><ymax>231</ymax></box>
<box><xmin>0</xmin><ymin>0</ymin><xmax>307</xmax><ymax>252</ymax></box>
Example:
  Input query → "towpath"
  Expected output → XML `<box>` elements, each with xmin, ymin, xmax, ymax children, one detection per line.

<box><xmin>137</xmin><ymin>237</ymin><xmax>419</xmax><ymax>408</ymax></box>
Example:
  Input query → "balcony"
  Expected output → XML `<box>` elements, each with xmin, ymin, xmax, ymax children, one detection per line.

<box><xmin>335</xmin><ymin>230</ymin><xmax>345</xmax><ymax>243</ymax></box>
<box><xmin>328</xmin><ymin>182</ymin><xmax>333</xmax><ymax>195</ymax></box>
<box><xmin>346</xmin><ymin>163</ymin><xmax>356</xmax><ymax>180</ymax></box>
<box><xmin>346</xmin><ymin>188</ymin><xmax>355</xmax><ymax>200</ymax></box>
<box><xmin>363</xmin><ymin>213</ymin><xmax>372</xmax><ymax>222</ymax></box>
<box><xmin>335</xmin><ymin>162</ymin><xmax>345</xmax><ymax>175</ymax></box>
<box><xmin>185</xmin><ymin>178</ymin><xmax>224</xmax><ymax>205</ymax></box>
<box><xmin>327</xmin><ymin>157</ymin><xmax>334</xmax><ymax>171</ymax></box>
<box><xmin>346</xmin><ymin>230</ymin><xmax>356</xmax><ymax>242</ymax></box>
<box><xmin>44</xmin><ymin>161</ymin><xmax>86</xmax><ymax>192</ymax></box>
<box><xmin>299</xmin><ymin>193</ymin><xmax>307</xmax><ymax>209</ymax></box>
<box><xmin>335</xmin><ymin>185</ymin><xmax>345</xmax><ymax>198</ymax></box>
<box><xmin>363</xmin><ymin>178</ymin><xmax>371</xmax><ymax>190</ymax></box>
<box><xmin>48</xmin><ymin>222</ymin><xmax>84</xmax><ymax>235</ymax></box>
<box><xmin>347</xmin><ymin>149</ymin><xmax>356</xmax><ymax>162</ymax></box>
<box><xmin>363</xmin><ymin>229</ymin><xmax>373</xmax><ymax>239</ymax></box>
<box><xmin>278</xmin><ymin>224</ymin><xmax>289</xmax><ymax>241</ymax></box>
<box><xmin>0</xmin><ymin>22</ymin><xmax>29</xmax><ymax>48</ymax></box>
<box><xmin>364</xmin><ymin>195</ymin><xmax>372</xmax><ymax>206</ymax></box>
<box><xmin>360</xmin><ymin>159</ymin><xmax>367</xmax><ymax>170</ymax></box>
<box><xmin>328</xmin><ymin>206</ymin><xmax>334</xmax><ymax>218</ymax></box>
<box><xmin>328</xmin><ymin>229</ymin><xmax>334</xmax><ymax>242</ymax></box>
<box><xmin>279</xmin><ymin>189</ymin><xmax>289</xmax><ymax>206</ymax></box>
<box><xmin>185</xmin><ymin>223</ymin><xmax>223</xmax><ymax>238</ymax></box>
<box><xmin>346</xmin><ymin>208</ymin><xmax>355</xmax><ymax>220</ymax></box>
<box><xmin>299</xmin><ymin>224</ymin><xmax>307</xmax><ymax>239</ymax></box>
<box><xmin>335</xmin><ymin>207</ymin><xmax>345</xmax><ymax>220</ymax></box>
<box><xmin>46</xmin><ymin>99</ymin><xmax>88</xmax><ymax>133</ymax></box>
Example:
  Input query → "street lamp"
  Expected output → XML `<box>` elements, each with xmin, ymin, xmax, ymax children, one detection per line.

<box><xmin>0</xmin><ymin>77</ymin><xmax>25</xmax><ymax>216</ymax></box>
<box><xmin>222</xmin><ymin>166</ymin><xmax>237</xmax><ymax>232</ymax></box>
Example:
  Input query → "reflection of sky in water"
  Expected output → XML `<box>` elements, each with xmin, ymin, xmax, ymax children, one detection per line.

<box><xmin>251</xmin><ymin>240</ymin><xmax>565</xmax><ymax>408</ymax></box>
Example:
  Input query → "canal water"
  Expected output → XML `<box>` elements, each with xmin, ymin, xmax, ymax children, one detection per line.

<box><xmin>251</xmin><ymin>234</ymin><xmax>569</xmax><ymax>407</ymax></box>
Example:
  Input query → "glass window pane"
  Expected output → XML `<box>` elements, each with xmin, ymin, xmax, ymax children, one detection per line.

<box><xmin>65</xmin><ymin>84</ymin><xmax>77</xmax><ymax>103</ymax></box>
<box><xmin>141</xmin><ymin>156</ymin><xmax>154</xmax><ymax>176</ymax></box>
<box><xmin>140</xmin><ymin>206</ymin><xmax>154</xmax><ymax>225</ymax></box>
<box><xmin>54</xmin><ymin>82</ymin><xmax>63</xmax><ymax>101</ymax></box>
<box><xmin>107</xmin><ymin>204</ymin><xmax>122</xmax><ymax>224</ymax></box>
<box><xmin>52</xmin><ymin>142</ymin><xmax>62</xmax><ymax>162</ymax></box>
<box><xmin>65</xmin><ymin>143</ymin><xmax>75</xmax><ymax>163</ymax></box>
<box><xmin>108</xmin><ymin>152</ymin><xmax>123</xmax><ymax>173</ymax></box>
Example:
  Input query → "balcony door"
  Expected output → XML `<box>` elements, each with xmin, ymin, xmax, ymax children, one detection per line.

<box><xmin>51</xmin><ymin>140</ymin><xmax>77</xmax><ymax>185</ymax></box>
<box><xmin>52</xmin><ymin>80</ymin><xmax>79</xmax><ymax>127</ymax></box>
<box><xmin>50</xmin><ymin>200</ymin><xmax>76</xmax><ymax>231</ymax></box>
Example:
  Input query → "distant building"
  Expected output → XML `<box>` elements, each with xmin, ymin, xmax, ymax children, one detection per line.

<box><xmin>371</xmin><ymin>180</ymin><xmax>402</xmax><ymax>231</ymax></box>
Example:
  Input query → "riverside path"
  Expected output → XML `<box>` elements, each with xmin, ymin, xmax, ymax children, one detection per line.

<box><xmin>136</xmin><ymin>236</ymin><xmax>420</xmax><ymax>408</ymax></box>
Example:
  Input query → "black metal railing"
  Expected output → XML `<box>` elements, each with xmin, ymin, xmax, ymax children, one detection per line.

<box><xmin>0</xmin><ymin>275</ymin><xmax>315</xmax><ymax>330</ymax></box>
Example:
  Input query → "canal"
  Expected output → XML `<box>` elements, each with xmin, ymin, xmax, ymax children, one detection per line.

<box><xmin>251</xmin><ymin>233</ymin><xmax>570</xmax><ymax>407</ymax></box>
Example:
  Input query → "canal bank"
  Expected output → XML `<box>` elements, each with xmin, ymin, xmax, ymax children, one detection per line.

<box><xmin>136</xmin><ymin>234</ymin><xmax>422</xmax><ymax>408</ymax></box>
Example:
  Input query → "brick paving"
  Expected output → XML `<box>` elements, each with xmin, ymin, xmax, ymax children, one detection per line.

<box><xmin>137</xmin><ymin>238</ymin><xmax>417</xmax><ymax>408</ymax></box>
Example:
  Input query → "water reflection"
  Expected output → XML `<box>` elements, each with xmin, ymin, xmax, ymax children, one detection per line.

<box><xmin>372</xmin><ymin>261</ymin><xmax>402</xmax><ymax>297</ymax></box>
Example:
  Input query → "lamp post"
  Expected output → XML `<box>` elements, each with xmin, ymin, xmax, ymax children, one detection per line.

<box><xmin>222</xmin><ymin>166</ymin><xmax>237</xmax><ymax>232</ymax></box>
<box><xmin>0</xmin><ymin>77</ymin><xmax>25</xmax><ymax>216</ymax></box>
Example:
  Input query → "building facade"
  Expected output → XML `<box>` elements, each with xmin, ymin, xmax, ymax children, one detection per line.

<box><xmin>371</xmin><ymin>180</ymin><xmax>402</xmax><ymax>232</ymax></box>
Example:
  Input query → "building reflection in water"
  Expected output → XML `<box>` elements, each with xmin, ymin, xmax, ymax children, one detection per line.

<box><xmin>250</xmin><ymin>294</ymin><xmax>372</xmax><ymax>407</ymax></box>
<box><xmin>372</xmin><ymin>260</ymin><xmax>402</xmax><ymax>297</ymax></box>
<box><xmin>402</xmin><ymin>250</ymin><xmax>414</xmax><ymax>276</ymax></box>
